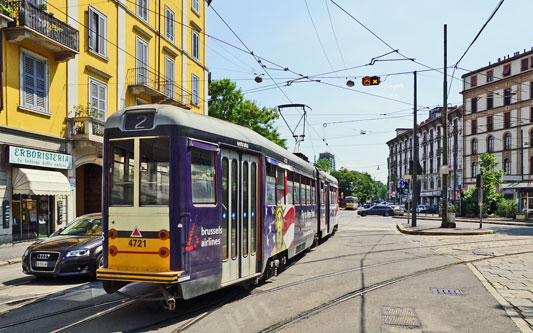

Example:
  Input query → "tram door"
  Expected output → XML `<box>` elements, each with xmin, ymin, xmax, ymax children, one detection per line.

<box><xmin>221</xmin><ymin>150</ymin><xmax>258</xmax><ymax>284</ymax></box>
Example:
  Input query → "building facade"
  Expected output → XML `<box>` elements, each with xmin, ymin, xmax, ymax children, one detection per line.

<box><xmin>318</xmin><ymin>152</ymin><xmax>335</xmax><ymax>171</ymax></box>
<box><xmin>462</xmin><ymin>48</ymin><xmax>533</xmax><ymax>215</ymax></box>
<box><xmin>386</xmin><ymin>106</ymin><xmax>463</xmax><ymax>206</ymax></box>
<box><xmin>0</xmin><ymin>0</ymin><xmax>208</xmax><ymax>243</ymax></box>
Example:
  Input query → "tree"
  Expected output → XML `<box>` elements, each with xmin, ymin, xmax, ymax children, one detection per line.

<box><xmin>208</xmin><ymin>79</ymin><xmax>287</xmax><ymax>148</ymax></box>
<box><xmin>478</xmin><ymin>153</ymin><xmax>505</xmax><ymax>214</ymax></box>
<box><xmin>331</xmin><ymin>167</ymin><xmax>386</xmax><ymax>203</ymax></box>
<box><xmin>315</xmin><ymin>158</ymin><xmax>332</xmax><ymax>172</ymax></box>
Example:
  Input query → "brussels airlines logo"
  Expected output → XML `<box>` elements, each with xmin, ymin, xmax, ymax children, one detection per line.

<box><xmin>185</xmin><ymin>223</ymin><xmax>199</xmax><ymax>252</ymax></box>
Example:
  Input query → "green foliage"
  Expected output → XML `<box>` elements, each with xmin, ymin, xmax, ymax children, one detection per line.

<box><xmin>477</xmin><ymin>153</ymin><xmax>505</xmax><ymax>215</ymax></box>
<box><xmin>461</xmin><ymin>188</ymin><xmax>480</xmax><ymax>216</ymax></box>
<box><xmin>315</xmin><ymin>158</ymin><xmax>331</xmax><ymax>172</ymax></box>
<box><xmin>495</xmin><ymin>200</ymin><xmax>516</xmax><ymax>218</ymax></box>
<box><xmin>331</xmin><ymin>167</ymin><xmax>386</xmax><ymax>203</ymax></box>
<box><xmin>73</xmin><ymin>104</ymin><xmax>103</xmax><ymax>119</ymax></box>
<box><xmin>208</xmin><ymin>79</ymin><xmax>287</xmax><ymax>149</ymax></box>
<box><xmin>0</xmin><ymin>3</ymin><xmax>14</xmax><ymax>18</ymax></box>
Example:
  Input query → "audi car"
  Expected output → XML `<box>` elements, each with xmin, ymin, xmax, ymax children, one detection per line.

<box><xmin>22</xmin><ymin>213</ymin><xmax>103</xmax><ymax>277</ymax></box>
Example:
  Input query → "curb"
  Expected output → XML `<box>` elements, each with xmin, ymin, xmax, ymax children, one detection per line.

<box><xmin>0</xmin><ymin>258</ymin><xmax>21</xmax><ymax>267</ymax></box>
<box><xmin>392</xmin><ymin>215</ymin><xmax>533</xmax><ymax>227</ymax></box>
<box><xmin>396</xmin><ymin>223</ymin><xmax>495</xmax><ymax>236</ymax></box>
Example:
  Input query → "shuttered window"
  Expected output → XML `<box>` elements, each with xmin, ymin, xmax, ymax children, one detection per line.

<box><xmin>164</xmin><ymin>57</ymin><xmax>174</xmax><ymax>98</ymax></box>
<box><xmin>88</xmin><ymin>6</ymin><xmax>107</xmax><ymax>57</ymax></box>
<box><xmin>22</xmin><ymin>53</ymin><xmax>47</xmax><ymax>113</ymax></box>
<box><xmin>137</xmin><ymin>0</ymin><xmax>148</xmax><ymax>22</ymax></box>
<box><xmin>192</xmin><ymin>30</ymin><xmax>199</xmax><ymax>60</ymax></box>
<box><xmin>192</xmin><ymin>74</ymin><xmax>200</xmax><ymax>105</ymax></box>
<box><xmin>165</xmin><ymin>7</ymin><xmax>174</xmax><ymax>42</ymax></box>
<box><xmin>89</xmin><ymin>78</ymin><xmax>107</xmax><ymax>121</ymax></box>
<box><xmin>136</xmin><ymin>37</ymin><xmax>149</xmax><ymax>85</ymax></box>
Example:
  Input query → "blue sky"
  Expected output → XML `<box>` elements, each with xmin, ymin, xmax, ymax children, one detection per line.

<box><xmin>207</xmin><ymin>0</ymin><xmax>532</xmax><ymax>183</ymax></box>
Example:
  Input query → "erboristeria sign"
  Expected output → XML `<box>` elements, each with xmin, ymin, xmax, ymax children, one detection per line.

<box><xmin>9</xmin><ymin>146</ymin><xmax>72</xmax><ymax>170</ymax></box>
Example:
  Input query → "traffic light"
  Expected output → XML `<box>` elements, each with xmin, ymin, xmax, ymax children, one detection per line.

<box><xmin>403</xmin><ymin>183</ymin><xmax>409</xmax><ymax>193</ymax></box>
<box><xmin>460</xmin><ymin>189</ymin><xmax>464</xmax><ymax>198</ymax></box>
<box><xmin>362</xmin><ymin>76</ymin><xmax>381</xmax><ymax>86</ymax></box>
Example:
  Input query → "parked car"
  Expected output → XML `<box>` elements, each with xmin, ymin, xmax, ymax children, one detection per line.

<box><xmin>357</xmin><ymin>205</ymin><xmax>394</xmax><ymax>217</ymax></box>
<box><xmin>22</xmin><ymin>213</ymin><xmax>103</xmax><ymax>277</ymax></box>
<box><xmin>416</xmin><ymin>205</ymin><xmax>429</xmax><ymax>213</ymax></box>
<box><xmin>424</xmin><ymin>205</ymin><xmax>440</xmax><ymax>214</ymax></box>
<box><xmin>389</xmin><ymin>205</ymin><xmax>404</xmax><ymax>216</ymax></box>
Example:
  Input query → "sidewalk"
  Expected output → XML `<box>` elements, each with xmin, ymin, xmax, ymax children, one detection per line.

<box><xmin>0</xmin><ymin>240</ymin><xmax>35</xmax><ymax>267</ymax></box>
<box><xmin>393</xmin><ymin>214</ymin><xmax>533</xmax><ymax>227</ymax></box>
<box><xmin>397</xmin><ymin>223</ymin><xmax>495</xmax><ymax>235</ymax></box>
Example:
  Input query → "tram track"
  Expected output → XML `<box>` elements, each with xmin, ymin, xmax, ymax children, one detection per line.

<box><xmin>259</xmin><ymin>249</ymin><xmax>533</xmax><ymax>332</ymax></box>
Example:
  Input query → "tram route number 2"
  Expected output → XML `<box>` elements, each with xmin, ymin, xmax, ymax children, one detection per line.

<box><xmin>128</xmin><ymin>239</ymin><xmax>147</xmax><ymax>248</ymax></box>
<box><xmin>124</xmin><ymin>112</ymin><xmax>155</xmax><ymax>130</ymax></box>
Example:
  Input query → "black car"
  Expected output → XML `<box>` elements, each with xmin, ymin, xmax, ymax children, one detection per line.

<box><xmin>421</xmin><ymin>205</ymin><xmax>440</xmax><ymax>214</ymax></box>
<box><xmin>357</xmin><ymin>205</ymin><xmax>394</xmax><ymax>217</ymax></box>
<box><xmin>22</xmin><ymin>213</ymin><xmax>103</xmax><ymax>277</ymax></box>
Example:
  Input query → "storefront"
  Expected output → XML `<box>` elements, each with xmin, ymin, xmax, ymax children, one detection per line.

<box><xmin>420</xmin><ymin>191</ymin><xmax>441</xmax><ymax>206</ymax></box>
<box><xmin>4</xmin><ymin>145</ymin><xmax>73</xmax><ymax>242</ymax></box>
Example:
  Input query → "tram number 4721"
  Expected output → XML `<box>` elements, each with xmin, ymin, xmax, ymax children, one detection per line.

<box><xmin>128</xmin><ymin>239</ymin><xmax>147</xmax><ymax>248</ymax></box>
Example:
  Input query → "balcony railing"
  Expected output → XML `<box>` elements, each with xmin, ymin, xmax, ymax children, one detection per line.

<box><xmin>6</xmin><ymin>0</ymin><xmax>78</xmax><ymax>61</ymax></box>
<box><xmin>127</xmin><ymin>67</ymin><xmax>192</xmax><ymax>109</ymax></box>
<box><xmin>69</xmin><ymin>116</ymin><xmax>105</xmax><ymax>144</ymax></box>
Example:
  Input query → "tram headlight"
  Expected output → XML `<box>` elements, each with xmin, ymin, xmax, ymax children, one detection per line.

<box><xmin>66</xmin><ymin>249</ymin><xmax>90</xmax><ymax>257</ymax></box>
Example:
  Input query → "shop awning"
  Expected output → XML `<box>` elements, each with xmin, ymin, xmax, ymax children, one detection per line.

<box><xmin>12</xmin><ymin>168</ymin><xmax>71</xmax><ymax>196</ymax></box>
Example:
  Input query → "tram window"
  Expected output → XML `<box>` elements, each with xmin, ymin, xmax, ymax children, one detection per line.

<box><xmin>300</xmin><ymin>176</ymin><xmax>305</xmax><ymax>205</ymax></box>
<box><xmin>306</xmin><ymin>179</ymin><xmax>311</xmax><ymax>205</ymax></box>
<box><xmin>266</xmin><ymin>164</ymin><xmax>276</xmax><ymax>206</ymax></box>
<box><xmin>286</xmin><ymin>172</ymin><xmax>294</xmax><ymax>205</ymax></box>
<box><xmin>110</xmin><ymin>139</ymin><xmax>134</xmax><ymax>206</ymax></box>
<box><xmin>243</xmin><ymin>161</ymin><xmax>249</xmax><ymax>257</ymax></box>
<box><xmin>191</xmin><ymin>148</ymin><xmax>216</xmax><ymax>204</ymax></box>
<box><xmin>294</xmin><ymin>174</ymin><xmax>300</xmax><ymax>205</ymax></box>
<box><xmin>276</xmin><ymin>168</ymin><xmax>285</xmax><ymax>205</ymax></box>
<box><xmin>311</xmin><ymin>180</ymin><xmax>315</xmax><ymax>205</ymax></box>
<box><xmin>222</xmin><ymin>158</ymin><xmax>229</xmax><ymax>261</ymax></box>
<box><xmin>140</xmin><ymin>138</ymin><xmax>169</xmax><ymax>206</ymax></box>
<box><xmin>231</xmin><ymin>159</ymin><xmax>237</xmax><ymax>259</ymax></box>
<box><xmin>251</xmin><ymin>163</ymin><xmax>257</xmax><ymax>254</ymax></box>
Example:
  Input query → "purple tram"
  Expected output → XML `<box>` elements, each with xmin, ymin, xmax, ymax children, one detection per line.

<box><xmin>97</xmin><ymin>105</ymin><xmax>338</xmax><ymax>308</ymax></box>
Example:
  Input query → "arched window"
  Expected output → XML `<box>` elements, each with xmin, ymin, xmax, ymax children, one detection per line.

<box><xmin>471</xmin><ymin>139</ymin><xmax>478</xmax><ymax>154</ymax></box>
<box><xmin>487</xmin><ymin>136</ymin><xmax>494</xmax><ymax>153</ymax></box>
<box><xmin>504</xmin><ymin>158</ymin><xmax>511</xmax><ymax>174</ymax></box>
<box><xmin>504</xmin><ymin>133</ymin><xmax>511</xmax><ymax>150</ymax></box>
<box><xmin>472</xmin><ymin>162</ymin><xmax>477</xmax><ymax>178</ymax></box>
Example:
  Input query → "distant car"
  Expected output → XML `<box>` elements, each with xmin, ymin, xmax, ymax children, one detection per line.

<box><xmin>22</xmin><ymin>213</ymin><xmax>103</xmax><ymax>277</ymax></box>
<box><xmin>357</xmin><ymin>205</ymin><xmax>394</xmax><ymax>217</ymax></box>
<box><xmin>424</xmin><ymin>205</ymin><xmax>440</xmax><ymax>214</ymax></box>
<box><xmin>416</xmin><ymin>205</ymin><xmax>429</xmax><ymax>213</ymax></box>
<box><xmin>389</xmin><ymin>205</ymin><xmax>404</xmax><ymax>216</ymax></box>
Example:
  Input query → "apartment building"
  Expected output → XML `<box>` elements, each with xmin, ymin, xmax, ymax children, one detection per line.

<box><xmin>386</xmin><ymin>106</ymin><xmax>463</xmax><ymax>206</ymax></box>
<box><xmin>462</xmin><ymin>48</ymin><xmax>533</xmax><ymax>215</ymax></box>
<box><xmin>0</xmin><ymin>0</ymin><xmax>208</xmax><ymax>243</ymax></box>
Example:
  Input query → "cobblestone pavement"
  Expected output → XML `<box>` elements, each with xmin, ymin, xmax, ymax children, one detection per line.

<box><xmin>400</xmin><ymin>230</ymin><xmax>533</xmax><ymax>332</ymax></box>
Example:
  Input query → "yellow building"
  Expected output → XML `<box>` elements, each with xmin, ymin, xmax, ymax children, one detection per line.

<box><xmin>0</xmin><ymin>0</ymin><xmax>208</xmax><ymax>242</ymax></box>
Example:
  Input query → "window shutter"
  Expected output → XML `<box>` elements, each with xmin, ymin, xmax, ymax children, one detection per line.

<box><xmin>99</xmin><ymin>15</ymin><xmax>106</xmax><ymax>56</ymax></box>
<box><xmin>35</xmin><ymin>59</ymin><xmax>46</xmax><ymax>111</ymax></box>
<box><xmin>90</xmin><ymin>80</ymin><xmax>98</xmax><ymax>110</ymax></box>
<box><xmin>89</xmin><ymin>9</ymin><xmax>96</xmax><ymax>50</ymax></box>
<box><xmin>23</xmin><ymin>55</ymin><xmax>35</xmax><ymax>108</ymax></box>
<box><xmin>98</xmin><ymin>85</ymin><xmax>106</xmax><ymax>119</ymax></box>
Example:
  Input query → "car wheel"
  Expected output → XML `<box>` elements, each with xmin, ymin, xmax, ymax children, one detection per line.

<box><xmin>361</xmin><ymin>213</ymin><xmax>366</xmax><ymax>217</ymax></box>
<box><xmin>384</xmin><ymin>212</ymin><xmax>390</xmax><ymax>217</ymax></box>
<box><xmin>94</xmin><ymin>253</ymin><xmax>104</xmax><ymax>277</ymax></box>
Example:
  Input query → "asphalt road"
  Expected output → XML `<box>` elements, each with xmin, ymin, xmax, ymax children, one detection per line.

<box><xmin>0</xmin><ymin>210</ymin><xmax>529</xmax><ymax>332</ymax></box>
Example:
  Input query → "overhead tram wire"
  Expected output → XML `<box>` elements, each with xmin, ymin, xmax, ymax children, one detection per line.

<box><xmin>45</xmin><ymin>2</ymin><xmax>207</xmax><ymax>105</ymax></box>
<box><xmin>447</xmin><ymin>0</ymin><xmax>505</xmax><ymax>96</ymax></box>
<box><xmin>324</xmin><ymin>0</ymin><xmax>350</xmax><ymax>76</ymax></box>
<box><xmin>304</xmin><ymin>0</ymin><xmax>335</xmax><ymax>72</ymax></box>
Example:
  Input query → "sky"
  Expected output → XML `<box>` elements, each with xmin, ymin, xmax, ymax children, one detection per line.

<box><xmin>206</xmin><ymin>0</ymin><xmax>532</xmax><ymax>183</ymax></box>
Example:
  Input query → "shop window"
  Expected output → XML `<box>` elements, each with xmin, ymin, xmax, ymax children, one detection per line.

<box><xmin>191</xmin><ymin>147</ymin><xmax>215</xmax><ymax>204</ymax></box>
<box><xmin>141</xmin><ymin>138</ymin><xmax>170</xmax><ymax>205</ymax></box>
<box><xmin>110</xmin><ymin>139</ymin><xmax>135</xmax><ymax>206</ymax></box>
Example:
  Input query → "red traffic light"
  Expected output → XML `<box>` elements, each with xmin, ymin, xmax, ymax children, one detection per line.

<box><xmin>362</xmin><ymin>76</ymin><xmax>380</xmax><ymax>86</ymax></box>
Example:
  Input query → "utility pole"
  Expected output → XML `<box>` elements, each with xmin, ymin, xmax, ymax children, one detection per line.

<box><xmin>441</xmin><ymin>24</ymin><xmax>450</xmax><ymax>228</ymax></box>
<box><xmin>412</xmin><ymin>71</ymin><xmax>418</xmax><ymax>227</ymax></box>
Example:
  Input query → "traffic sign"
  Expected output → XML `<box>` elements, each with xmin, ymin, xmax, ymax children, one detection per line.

<box><xmin>399</xmin><ymin>180</ymin><xmax>405</xmax><ymax>186</ymax></box>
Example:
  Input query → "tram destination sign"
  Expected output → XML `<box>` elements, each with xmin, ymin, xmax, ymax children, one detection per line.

<box><xmin>9</xmin><ymin>146</ymin><xmax>72</xmax><ymax>169</ymax></box>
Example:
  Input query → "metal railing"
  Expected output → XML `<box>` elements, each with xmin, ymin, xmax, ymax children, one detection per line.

<box><xmin>11</xmin><ymin>0</ymin><xmax>78</xmax><ymax>51</ymax></box>
<box><xmin>127</xmin><ymin>67</ymin><xmax>192</xmax><ymax>106</ymax></box>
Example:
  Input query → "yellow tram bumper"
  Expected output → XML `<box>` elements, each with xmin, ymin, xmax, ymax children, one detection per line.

<box><xmin>97</xmin><ymin>268</ymin><xmax>184</xmax><ymax>284</ymax></box>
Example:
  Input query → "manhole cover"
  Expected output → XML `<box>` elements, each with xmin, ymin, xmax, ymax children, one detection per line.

<box><xmin>431</xmin><ymin>288</ymin><xmax>464</xmax><ymax>296</ymax></box>
<box><xmin>473</xmin><ymin>251</ymin><xmax>494</xmax><ymax>256</ymax></box>
<box><xmin>382</xmin><ymin>306</ymin><xmax>420</xmax><ymax>327</ymax></box>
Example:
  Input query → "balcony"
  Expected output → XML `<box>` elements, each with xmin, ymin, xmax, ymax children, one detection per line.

<box><xmin>0</xmin><ymin>0</ymin><xmax>14</xmax><ymax>28</ymax></box>
<box><xmin>5</xmin><ymin>0</ymin><xmax>78</xmax><ymax>62</ymax></box>
<box><xmin>127</xmin><ymin>67</ymin><xmax>192</xmax><ymax>109</ymax></box>
<box><xmin>68</xmin><ymin>114</ymin><xmax>105</xmax><ymax>146</ymax></box>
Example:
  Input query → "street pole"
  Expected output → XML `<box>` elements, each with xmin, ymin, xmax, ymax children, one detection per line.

<box><xmin>412</xmin><ymin>71</ymin><xmax>418</xmax><ymax>227</ymax></box>
<box><xmin>479</xmin><ymin>173</ymin><xmax>483</xmax><ymax>229</ymax></box>
<box><xmin>441</xmin><ymin>24</ymin><xmax>449</xmax><ymax>228</ymax></box>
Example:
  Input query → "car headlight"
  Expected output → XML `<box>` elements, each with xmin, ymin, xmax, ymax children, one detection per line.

<box><xmin>66</xmin><ymin>249</ymin><xmax>90</xmax><ymax>257</ymax></box>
